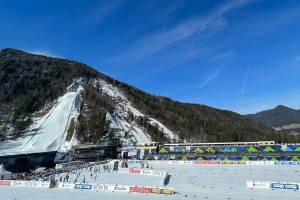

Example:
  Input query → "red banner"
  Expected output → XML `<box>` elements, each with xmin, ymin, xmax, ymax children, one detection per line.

<box><xmin>0</xmin><ymin>181</ymin><xmax>11</xmax><ymax>186</ymax></box>
<box><xmin>129</xmin><ymin>186</ymin><xmax>151</xmax><ymax>194</ymax></box>
<box><xmin>129</xmin><ymin>169</ymin><xmax>141</xmax><ymax>174</ymax></box>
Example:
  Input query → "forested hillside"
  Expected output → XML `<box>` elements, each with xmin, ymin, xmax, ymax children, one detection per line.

<box><xmin>246</xmin><ymin>105</ymin><xmax>300</xmax><ymax>128</ymax></box>
<box><xmin>1</xmin><ymin>48</ymin><xmax>299</xmax><ymax>143</ymax></box>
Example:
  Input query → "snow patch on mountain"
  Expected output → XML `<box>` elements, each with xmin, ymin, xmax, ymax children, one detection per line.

<box><xmin>95</xmin><ymin>78</ymin><xmax>178</xmax><ymax>145</ymax></box>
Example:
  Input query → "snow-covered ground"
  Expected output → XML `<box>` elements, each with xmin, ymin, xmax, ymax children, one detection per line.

<box><xmin>2</xmin><ymin>163</ymin><xmax>300</xmax><ymax>200</ymax></box>
<box><xmin>0</xmin><ymin>82</ymin><xmax>82</xmax><ymax>154</ymax></box>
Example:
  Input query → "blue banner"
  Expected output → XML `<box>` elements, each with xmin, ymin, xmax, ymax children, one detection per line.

<box><xmin>74</xmin><ymin>184</ymin><xmax>92</xmax><ymax>190</ymax></box>
<box><xmin>270</xmin><ymin>183</ymin><xmax>299</xmax><ymax>190</ymax></box>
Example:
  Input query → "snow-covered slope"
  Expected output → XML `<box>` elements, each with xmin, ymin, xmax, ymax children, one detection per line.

<box><xmin>0</xmin><ymin>81</ymin><xmax>82</xmax><ymax>154</ymax></box>
<box><xmin>96</xmin><ymin>78</ymin><xmax>178</xmax><ymax>145</ymax></box>
<box><xmin>0</xmin><ymin>77</ymin><xmax>178</xmax><ymax>155</ymax></box>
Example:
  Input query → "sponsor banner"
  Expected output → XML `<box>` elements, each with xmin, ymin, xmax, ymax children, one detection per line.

<box><xmin>151</xmin><ymin>188</ymin><xmax>162</xmax><ymax>194</ymax></box>
<box><xmin>25</xmin><ymin>181</ymin><xmax>38</xmax><ymax>187</ymax></box>
<box><xmin>118</xmin><ymin>168</ymin><xmax>129</xmax><ymax>173</ymax></box>
<box><xmin>274</xmin><ymin>161</ymin><xmax>300</xmax><ymax>165</ymax></box>
<box><xmin>221</xmin><ymin>161</ymin><xmax>246</xmax><ymax>165</ymax></box>
<box><xmin>142</xmin><ymin>170</ymin><xmax>153</xmax><ymax>175</ymax></box>
<box><xmin>193</xmin><ymin>161</ymin><xmax>221</xmax><ymax>165</ymax></box>
<box><xmin>97</xmin><ymin>184</ymin><xmax>110</xmax><ymax>191</ymax></box>
<box><xmin>149</xmin><ymin>160</ymin><xmax>169</xmax><ymax>164</ymax></box>
<box><xmin>0</xmin><ymin>180</ymin><xmax>11</xmax><ymax>186</ymax></box>
<box><xmin>38</xmin><ymin>182</ymin><xmax>51</xmax><ymax>188</ymax></box>
<box><xmin>161</xmin><ymin>188</ymin><xmax>173</xmax><ymax>195</ymax></box>
<box><xmin>247</xmin><ymin>181</ymin><xmax>270</xmax><ymax>189</ymax></box>
<box><xmin>170</xmin><ymin>161</ymin><xmax>182</xmax><ymax>164</ymax></box>
<box><xmin>11</xmin><ymin>181</ymin><xmax>25</xmax><ymax>187</ymax></box>
<box><xmin>74</xmin><ymin>184</ymin><xmax>92</xmax><ymax>190</ymax></box>
<box><xmin>113</xmin><ymin>185</ymin><xmax>130</xmax><ymax>192</ymax></box>
<box><xmin>147</xmin><ymin>161</ymin><xmax>158</xmax><ymax>164</ymax></box>
<box><xmin>58</xmin><ymin>182</ymin><xmax>74</xmax><ymax>189</ymax></box>
<box><xmin>183</xmin><ymin>161</ymin><xmax>193</xmax><ymax>164</ymax></box>
<box><xmin>270</xmin><ymin>183</ymin><xmax>299</xmax><ymax>190</ymax></box>
<box><xmin>129</xmin><ymin>168</ymin><xmax>141</xmax><ymax>174</ymax></box>
<box><xmin>153</xmin><ymin>171</ymin><xmax>166</xmax><ymax>176</ymax></box>
<box><xmin>129</xmin><ymin>186</ymin><xmax>151</xmax><ymax>194</ymax></box>
<box><xmin>246</xmin><ymin>161</ymin><xmax>275</xmax><ymax>165</ymax></box>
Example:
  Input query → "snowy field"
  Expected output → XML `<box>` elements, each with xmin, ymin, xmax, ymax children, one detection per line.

<box><xmin>1</xmin><ymin>163</ymin><xmax>300</xmax><ymax>200</ymax></box>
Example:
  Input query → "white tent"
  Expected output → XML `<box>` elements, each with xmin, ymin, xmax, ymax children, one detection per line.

<box><xmin>0</xmin><ymin>164</ymin><xmax>12</xmax><ymax>180</ymax></box>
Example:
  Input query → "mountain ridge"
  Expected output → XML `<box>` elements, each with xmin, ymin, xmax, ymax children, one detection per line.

<box><xmin>246</xmin><ymin>105</ymin><xmax>300</xmax><ymax>128</ymax></box>
<box><xmin>1</xmin><ymin>48</ymin><xmax>299</xmax><ymax>150</ymax></box>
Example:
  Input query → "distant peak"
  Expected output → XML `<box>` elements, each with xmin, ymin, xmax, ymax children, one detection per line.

<box><xmin>274</xmin><ymin>105</ymin><xmax>291</xmax><ymax>110</ymax></box>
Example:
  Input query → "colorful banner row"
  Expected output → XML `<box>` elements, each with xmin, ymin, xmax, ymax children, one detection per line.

<box><xmin>0</xmin><ymin>180</ymin><xmax>174</xmax><ymax>195</ymax></box>
<box><xmin>0</xmin><ymin>180</ymin><xmax>51</xmax><ymax>188</ymax></box>
<box><xmin>147</xmin><ymin>160</ymin><xmax>300</xmax><ymax>165</ymax></box>
<box><xmin>147</xmin><ymin>160</ymin><xmax>247</xmax><ymax>165</ymax></box>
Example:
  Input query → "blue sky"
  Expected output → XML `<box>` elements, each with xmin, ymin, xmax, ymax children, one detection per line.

<box><xmin>1</xmin><ymin>0</ymin><xmax>300</xmax><ymax>114</ymax></box>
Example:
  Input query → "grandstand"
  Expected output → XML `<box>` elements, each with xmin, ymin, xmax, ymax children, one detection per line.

<box><xmin>136</xmin><ymin>141</ymin><xmax>300</xmax><ymax>162</ymax></box>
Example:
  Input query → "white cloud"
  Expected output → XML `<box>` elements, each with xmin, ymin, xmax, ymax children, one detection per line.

<box><xmin>197</xmin><ymin>53</ymin><xmax>234</xmax><ymax>89</ymax></box>
<box><xmin>115</xmin><ymin>0</ymin><xmax>251</xmax><ymax>61</ymax></box>
<box><xmin>87</xmin><ymin>0</ymin><xmax>123</xmax><ymax>25</ymax></box>
<box><xmin>241</xmin><ymin>66</ymin><xmax>250</xmax><ymax>96</ymax></box>
<box><xmin>211</xmin><ymin>50</ymin><xmax>233</xmax><ymax>61</ymax></box>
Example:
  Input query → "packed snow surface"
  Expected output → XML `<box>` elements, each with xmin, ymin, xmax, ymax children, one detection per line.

<box><xmin>0</xmin><ymin>83</ymin><xmax>82</xmax><ymax>154</ymax></box>
<box><xmin>2</xmin><ymin>164</ymin><xmax>300</xmax><ymax>200</ymax></box>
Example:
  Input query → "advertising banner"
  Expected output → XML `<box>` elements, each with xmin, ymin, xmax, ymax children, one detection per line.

<box><xmin>25</xmin><ymin>181</ymin><xmax>38</xmax><ymax>187</ymax></box>
<box><xmin>171</xmin><ymin>161</ymin><xmax>182</xmax><ymax>164</ymax></box>
<box><xmin>221</xmin><ymin>161</ymin><xmax>246</xmax><ymax>165</ymax></box>
<box><xmin>161</xmin><ymin>188</ymin><xmax>173</xmax><ymax>195</ymax></box>
<box><xmin>74</xmin><ymin>184</ymin><xmax>92</xmax><ymax>190</ymax></box>
<box><xmin>247</xmin><ymin>181</ymin><xmax>270</xmax><ymax>189</ymax></box>
<box><xmin>193</xmin><ymin>161</ymin><xmax>220</xmax><ymax>164</ymax></box>
<box><xmin>92</xmin><ymin>184</ymin><xmax>110</xmax><ymax>191</ymax></box>
<box><xmin>129</xmin><ymin>186</ymin><xmax>151</xmax><ymax>194</ymax></box>
<box><xmin>118</xmin><ymin>168</ymin><xmax>129</xmax><ymax>173</ymax></box>
<box><xmin>153</xmin><ymin>171</ymin><xmax>166</xmax><ymax>176</ymax></box>
<box><xmin>129</xmin><ymin>169</ymin><xmax>141</xmax><ymax>174</ymax></box>
<box><xmin>270</xmin><ymin>183</ymin><xmax>299</xmax><ymax>190</ymax></box>
<box><xmin>11</xmin><ymin>181</ymin><xmax>25</xmax><ymax>187</ymax></box>
<box><xmin>58</xmin><ymin>183</ymin><xmax>74</xmax><ymax>189</ymax></box>
<box><xmin>0</xmin><ymin>181</ymin><xmax>11</xmax><ymax>186</ymax></box>
<box><xmin>38</xmin><ymin>182</ymin><xmax>51</xmax><ymax>188</ymax></box>
<box><xmin>274</xmin><ymin>161</ymin><xmax>300</xmax><ymax>165</ymax></box>
<box><xmin>142</xmin><ymin>170</ymin><xmax>153</xmax><ymax>175</ymax></box>
<box><xmin>113</xmin><ymin>185</ymin><xmax>130</xmax><ymax>192</ymax></box>
<box><xmin>151</xmin><ymin>188</ymin><xmax>162</xmax><ymax>194</ymax></box>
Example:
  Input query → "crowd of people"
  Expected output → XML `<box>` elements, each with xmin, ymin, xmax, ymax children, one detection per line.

<box><xmin>8</xmin><ymin>161</ymin><xmax>115</xmax><ymax>183</ymax></box>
